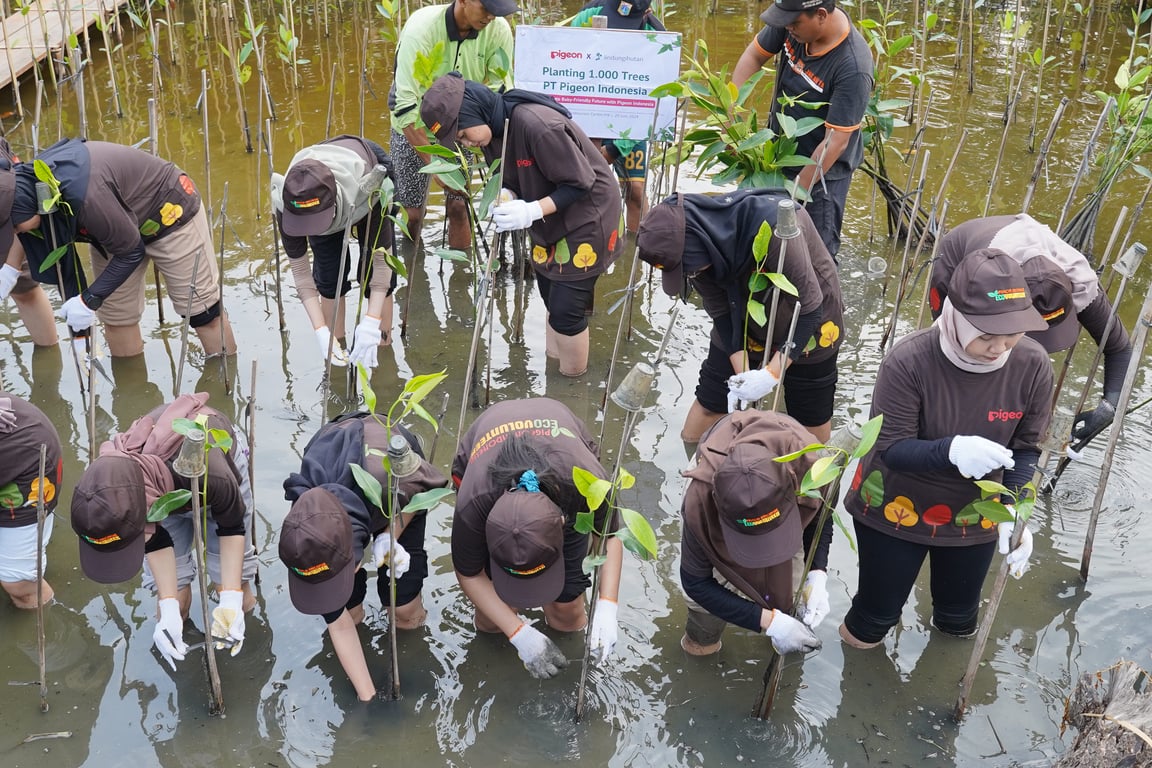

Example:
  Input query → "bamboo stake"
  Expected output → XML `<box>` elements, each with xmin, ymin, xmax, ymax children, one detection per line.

<box><xmin>769</xmin><ymin>302</ymin><xmax>802</xmax><ymax>413</ymax></box>
<box><xmin>358</xmin><ymin>28</ymin><xmax>369</xmax><ymax>138</ymax></box>
<box><xmin>35</xmin><ymin>444</ymin><xmax>48</xmax><ymax>713</ymax></box>
<box><xmin>324</xmin><ymin>62</ymin><xmax>337</xmax><ymax>139</ymax></box>
<box><xmin>215</xmin><ymin>183</ymin><xmax>231</xmax><ymax>392</ymax></box>
<box><xmin>1021</xmin><ymin>97</ymin><xmax>1070</xmax><ymax>214</ymax></box>
<box><xmin>1028</xmin><ymin>0</ymin><xmax>1055</xmax><ymax>153</ymax></box>
<box><xmin>242</xmin><ymin>0</ymin><xmax>276</xmax><ymax>121</ymax></box>
<box><xmin>914</xmin><ymin>200</ymin><xmax>950</xmax><ymax>330</ymax></box>
<box><xmin>174</xmin><ymin>247</ymin><xmax>205</xmax><ymax>398</ymax></box>
<box><xmin>982</xmin><ymin>75</ymin><xmax>1026</xmax><ymax>217</ymax></box>
<box><xmin>262</xmin><ymin>119</ymin><xmax>286</xmax><ymax>330</ymax></box>
<box><xmin>72</xmin><ymin>45</ymin><xmax>87</xmax><ymax>142</ymax></box>
<box><xmin>426</xmin><ymin>391</ymin><xmax>451</xmax><ymax>465</ymax></box>
<box><xmin>967</xmin><ymin>0</ymin><xmax>975</xmax><ymax>93</ymax></box>
<box><xmin>200</xmin><ymin>70</ymin><xmax>213</xmax><ymax>221</ymax></box>
<box><xmin>386</xmin><ymin>456</ymin><xmax>403</xmax><ymax>699</ymax></box>
<box><xmin>880</xmin><ymin>151</ymin><xmax>930</xmax><ymax>353</ymax></box>
<box><xmin>320</xmin><ymin>220</ymin><xmax>355</xmax><ymax>414</ymax></box>
<box><xmin>247</xmin><ymin>359</ymin><xmax>261</xmax><ymax>563</ymax></box>
<box><xmin>1079</xmin><ymin>0</ymin><xmax>1095</xmax><ymax>71</ymax></box>
<box><xmin>98</xmin><ymin>14</ymin><xmax>122</xmax><ymax>118</ymax></box>
<box><xmin>1</xmin><ymin>11</ymin><xmax>23</xmax><ymax>118</ymax></box>
<box><xmin>597</xmin><ymin>236</ymin><xmax>643</xmax><ymax>449</ymax></box>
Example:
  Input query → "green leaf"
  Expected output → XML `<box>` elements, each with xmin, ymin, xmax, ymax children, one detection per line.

<box><xmin>974</xmin><ymin>479</ymin><xmax>1010</xmax><ymax>498</ymax></box>
<box><xmin>147</xmin><ymin>489</ymin><xmax>193</xmax><ymax>522</ymax></box>
<box><xmin>581</xmin><ymin>552</ymin><xmax>608</xmax><ymax>574</ymax></box>
<box><xmin>207</xmin><ymin>428</ymin><xmax>232</xmax><ymax>452</ymax></box>
<box><xmin>349</xmin><ymin>463</ymin><xmax>384</xmax><ymax>511</ymax></box>
<box><xmin>616</xmin><ymin>467</ymin><xmax>635</xmax><ymax>490</ymax></box>
<box><xmin>171</xmin><ymin>418</ymin><xmax>198</xmax><ymax>436</ymax></box>
<box><xmin>972</xmin><ymin>500</ymin><xmax>1016</xmax><ymax>524</ymax></box>
<box><xmin>800</xmin><ymin>454</ymin><xmax>841</xmax><ymax>494</ymax></box>
<box><xmin>419</xmin><ymin>158</ymin><xmax>462</xmax><ymax>175</ymax></box>
<box><xmin>574</xmin><ymin>509</ymin><xmax>595</xmax><ymax>535</ymax></box>
<box><xmin>402</xmin><ymin>370</ymin><xmax>447</xmax><ymax>409</ymax></box>
<box><xmin>435</xmin><ymin>248</ymin><xmax>470</xmax><ymax>262</ymax></box>
<box><xmin>408</xmin><ymin>400</ymin><xmax>437</xmax><ymax>431</ymax></box>
<box><xmin>572</xmin><ymin>466</ymin><xmax>611</xmax><ymax>511</ymax></box>
<box><xmin>886</xmin><ymin>34</ymin><xmax>915</xmax><ymax>57</ymax></box>
<box><xmin>747</xmin><ymin>298</ymin><xmax>767</xmax><ymax>326</ymax></box>
<box><xmin>773</xmin><ymin>443</ymin><xmax>826</xmax><ymax>462</ymax></box>
<box><xmin>619</xmin><ymin>508</ymin><xmax>658</xmax><ymax>559</ymax></box>
<box><xmin>1014</xmin><ymin>496</ymin><xmax>1035</xmax><ymax>523</ymax></box>
<box><xmin>649</xmin><ymin>81</ymin><xmax>686</xmax><ymax>99</ymax></box>
<box><xmin>359</xmin><ymin>365</ymin><xmax>377</xmax><ymax>413</ymax></box>
<box><xmin>748</xmin><ymin>272</ymin><xmax>769</xmax><ymax>293</ymax></box>
<box><xmin>400</xmin><ymin>486</ymin><xmax>454</xmax><ymax>515</ymax></box>
<box><xmin>752</xmin><ymin>220</ymin><xmax>773</xmax><ymax>261</ymax></box>
<box><xmin>852</xmin><ymin>414</ymin><xmax>884</xmax><ymax>459</ymax></box>
<box><xmin>239</xmin><ymin>40</ymin><xmax>254</xmax><ymax>65</ymax></box>
<box><xmin>415</xmin><ymin>144</ymin><xmax>458</xmax><ymax>158</ymax></box>
<box><xmin>767</xmin><ymin>271</ymin><xmax>799</xmax><ymax>297</ymax></box>
<box><xmin>40</xmin><ymin>244</ymin><xmax>69</xmax><ymax>271</ymax></box>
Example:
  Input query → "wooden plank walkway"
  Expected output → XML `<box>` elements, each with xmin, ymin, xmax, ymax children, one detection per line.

<box><xmin>1</xmin><ymin>0</ymin><xmax>124</xmax><ymax>92</ymax></box>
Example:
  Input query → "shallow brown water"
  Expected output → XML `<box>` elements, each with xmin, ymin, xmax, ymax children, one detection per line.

<box><xmin>1</xmin><ymin>1</ymin><xmax>1151</xmax><ymax>766</ymax></box>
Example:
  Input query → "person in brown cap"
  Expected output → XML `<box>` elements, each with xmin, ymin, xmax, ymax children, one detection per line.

<box><xmin>271</xmin><ymin>136</ymin><xmax>398</xmax><ymax>368</ymax></box>
<box><xmin>6</xmin><ymin>139</ymin><xmax>236</xmax><ymax>358</ymax></box>
<box><xmin>451</xmin><ymin>398</ymin><xmax>622</xmax><ymax>678</ymax></box>
<box><xmin>388</xmin><ymin>0</ymin><xmax>517</xmax><ymax>250</ymax></box>
<box><xmin>420</xmin><ymin>72</ymin><xmax>623</xmax><ymax>377</ymax></box>
<box><xmin>281</xmin><ymin>415</ymin><xmax>448</xmax><ymax>701</ymax></box>
<box><xmin>839</xmin><ymin>248</ymin><xmax>1049</xmax><ymax>650</ymax></box>
<box><xmin>679</xmin><ymin>410</ymin><xmax>828</xmax><ymax>656</ymax></box>
<box><xmin>731</xmin><ymin>0</ymin><xmax>873</xmax><ymax>260</ymax></box>
<box><xmin>637</xmin><ymin>189</ymin><xmax>843</xmax><ymax>445</ymax></box>
<box><xmin>71</xmin><ymin>394</ymin><xmax>257</xmax><ymax>670</ymax></box>
<box><xmin>930</xmin><ymin>214</ymin><xmax>1133</xmax><ymax>454</ymax></box>
<box><xmin>0</xmin><ymin>140</ymin><xmax>57</xmax><ymax>347</ymax></box>
<box><xmin>0</xmin><ymin>390</ymin><xmax>62</xmax><ymax>609</ymax></box>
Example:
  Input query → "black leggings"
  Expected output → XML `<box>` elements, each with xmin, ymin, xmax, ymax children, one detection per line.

<box><xmin>536</xmin><ymin>273</ymin><xmax>598</xmax><ymax>335</ymax></box>
<box><xmin>843</xmin><ymin>519</ymin><xmax>997</xmax><ymax>644</ymax></box>
<box><xmin>695</xmin><ymin>343</ymin><xmax>838</xmax><ymax>427</ymax></box>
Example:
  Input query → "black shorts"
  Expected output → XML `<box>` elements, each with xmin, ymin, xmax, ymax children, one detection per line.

<box><xmin>536</xmin><ymin>273</ymin><xmax>599</xmax><ymax>336</ymax></box>
<box><xmin>695</xmin><ymin>342</ymin><xmax>838</xmax><ymax>427</ymax></box>
<box><xmin>322</xmin><ymin>512</ymin><xmax>429</xmax><ymax>624</ymax></box>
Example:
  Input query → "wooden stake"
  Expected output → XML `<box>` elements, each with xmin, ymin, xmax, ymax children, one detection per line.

<box><xmin>35</xmin><ymin>444</ymin><xmax>48</xmax><ymax>713</ymax></box>
<box><xmin>1021</xmin><ymin>97</ymin><xmax>1070</xmax><ymax>214</ymax></box>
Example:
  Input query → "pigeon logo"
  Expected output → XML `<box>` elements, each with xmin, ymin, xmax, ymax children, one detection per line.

<box><xmin>988</xmin><ymin>410</ymin><xmax>1023</xmax><ymax>422</ymax></box>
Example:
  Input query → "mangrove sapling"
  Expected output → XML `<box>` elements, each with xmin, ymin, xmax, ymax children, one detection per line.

<box><xmin>1027</xmin><ymin>3</ymin><xmax>1059</xmax><ymax>153</ymax></box>
<box><xmin>880</xmin><ymin>150</ymin><xmax>929</xmax><ymax>354</ymax></box>
<box><xmin>241</xmin><ymin>0</ymin><xmax>276</xmax><ymax>122</ymax></box>
<box><xmin>1079</xmin><ymin>278</ymin><xmax>1152</xmax><ymax>581</ymax></box>
<box><xmin>350</xmin><ymin>367</ymin><xmax>455</xmax><ymax>699</ymax></box>
<box><xmin>954</xmin><ymin>474</ymin><xmax>1045</xmax><ymax>720</ymax></box>
<box><xmin>219</xmin><ymin>4</ymin><xmax>254</xmax><ymax>152</ymax></box>
<box><xmin>753</xmin><ymin>414</ymin><xmax>884</xmax><ymax>719</ymax></box>
<box><xmin>1057</xmin><ymin>99</ymin><xmax>1113</xmax><ymax>234</ymax></box>
<box><xmin>572</xmin><ymin>462</ymin><xmax>659</xmax><ymax>722</ymax></box>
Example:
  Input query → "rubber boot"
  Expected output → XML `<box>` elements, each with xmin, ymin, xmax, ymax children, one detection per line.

<box><xmin>555</xmin><ymin>328</ymin><xmax>589</xmax><ymax>377</ymax></box>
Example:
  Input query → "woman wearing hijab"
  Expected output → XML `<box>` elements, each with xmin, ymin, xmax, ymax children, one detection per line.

<box><xmin>420</xmin><ymin>72</ymin><xmax>623</xmax><ymax>377</ymax></box>
<box><xmin>637</xmin><ymin>189</ymin><xmax>843</xmax><ymax>443</ymax></box>
<box><xmin>839</xmin><ymin>249</ymin><xmax>1050</xmax><ymax>649</ymax></box>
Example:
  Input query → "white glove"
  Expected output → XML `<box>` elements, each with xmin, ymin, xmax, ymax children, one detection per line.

<box><xmin>210</xmin><ymin>589</ymin><xmax>246</xmax><ymax>656</ymax></box>
<box><xmin>727</xmin><ymin>367</ymin><xmax>780</xmax><ymax>412</ymax></box>
<box><xmin>764</xmin><ymin>609</ymin><xmax>822</xmax><ymax>655</ymax></box>
<box><xmin>59</xmin><ymin>294</ymin><xmax>97</xmax><ymax>331</ymax></box>
<box><xmin>372</xmin><ymin>532</ymin><xmax>411</xmax><ymax>578</ymax></box>
<box><xmin>997</xmin><ymin>517</ymin><xmax>1034</xmax><ymax>579</ymax></box>
<box><xmin>798</xmin><ymin>570</ymin><xmax>830</xmax><ymax>628</ymax></box>
<box><xmin>348</xmin><ymin>315</ymin><xmax>382</xmax><ymax>370</ymax></box>
<box><xmin>153</xmin><ymin>597</ymin><xmax>189</xmax><ymax>670</ymax></box>
<box><xmin>0</xmin><ymin>263</ymin><xmax>19</xmax><ymax>301</ymax></box>
<box><xmin>947</xmin><ymin>435</ymin><xmax>1014</xmax><ymax>479</ymax></box>
<box><xmin>588</xmin><ymin>598</ymin><xmax>619</xmax><ymax>663</ymax></box>
<box><xmin>509</xmin><ymin>621</ymin><xmax>569</xmax><ymax>679</ymax></box>
<box><xmin>313</xmin><ymin>326</ymin><xmax>349</xmax><ymax>368</ymax></box>
<box><xmin>487</xmin><ymin>187</ymin><xmax>518</xmax><ymax>217</ymax></box>
<box><xmin>491</xmin><ymin>199</ymin><xmax>543</xmax><ymax>232</ymax></box>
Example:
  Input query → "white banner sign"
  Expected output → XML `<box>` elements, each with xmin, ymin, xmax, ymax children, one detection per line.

<box><xmin>513</xmin><ymin>25</ymin><xmax>682</xmax><ymax>141</ymax></box>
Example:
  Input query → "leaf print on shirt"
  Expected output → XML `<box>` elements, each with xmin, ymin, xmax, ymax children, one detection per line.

<box><xmin>532</xmin><ymin>245</ymin><xmax>549</xmax><ymax>264</ymax></box>
<box><xmin>178</xmin><ymin>174</ymin><xmax>195</xmax><ymax>195</ymax></box>
<box><xmin>818</xmin><ymin>320</ymin><xmax>840</xmax><ymax>348</ymax></box>
<box><xmin>0</xmin><ymin>482</ymin><xmax>24</xmax><ymax>516</ymax></box>
<box><xmin>858</xmin><ymin>469</ymin><xmax>884</xmax><ymax>510</ymax></box>
<box><xmin>160</xmin><ymin>202</ymin><xmax>183</xmax><ymax>226</ymax></box>
<box><xmin>573</xmin><ymin>243</ymin><xmax>597</xmax><ymax>269</ymax></box>
<box><xmin>140</xmin><ymin>219</ymin><xmax>160</xmax><ymax>237</ymax></box>
<box><xmin>27</xmin><ymin>476</ymin><xmax>55</xmax><ymax>506</ymax></box>
<box><xmin>554</xmin><ymin>237</ymin><xmax>571</xmax><ymax>267</ymax></box>
<box><xmin>922</xmin><ymin>504</ymin><xmax>952</xmax><ymax>537</ymax></box>
<box><xmin>883</xmin><ymin>495</ymin><xmax>919</xmax><ymax>528</ymax></box>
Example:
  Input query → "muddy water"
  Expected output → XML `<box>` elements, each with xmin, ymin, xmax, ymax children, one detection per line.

<box><xmin>1</xmin><ymin>1</ymin><xmax>1151</xmax><ymax>766</ymax></box>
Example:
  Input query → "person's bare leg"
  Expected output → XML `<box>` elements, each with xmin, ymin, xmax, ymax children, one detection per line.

<box><xmin>806</xmin><ymin>420</ymin><xmax>832</xmax><ymax>444</ymax></box>
<box><xmin>543</xmin><ymin>596</ymin><xmax>587</xmax><ymax>632</ymax></box>
<box><xmin>555</xmin><ymin>328</ymin><xmax>589</xmax><ymax>377</ymax></box>
<box><xmin>11</xmin><ymin>287</ymin><xmax>59</xmax><ymax>346</ymax></box>
<box><xmin>348</xmin><ymin>603</ymin><xmax>366</xmax><ymax>626</ymax></box>
<box><xmin>176</xmin><ymin>585</ymin><xmax>193</xmax><ymax>621</ymax></box>
<box><xmin>403</xmin><ymin>206</ymin><xmax>425</xmax><ymax>248</ymax></box>
<box><xmin>391</xmin><ymin>594</ymin><xmax>427</xmax><ymax>629</ymax></box>
<box><xmin>193</xmin><ymin>313</ymin><xmax>237</xmax><ymax>356</ymax></box>
<box><xmin>318</xmin><ymin>296</ymin><xmax>348</xmax><ymax>343</ymax></box>
<box><xmin>446</xmin><ymin>195</ymin><xmax>471</xmax><ymax>251</ymax></box>
<box><xmin>680</xmin><ymin>634</ymin><xmax>722</xmax><ymax>656</ymax></box>
<box><xmin>545</xmin><ymin>316</ymin><xmax>560</xmax><ymax>359</ymax></box>
<box><xmin>625</xmin><ymin>180</ymin><xmax>646</xmax><ymax>233</ymax></box>
<box><xmin>104</xmin><ymin>323</ymin><xmax>146</xmax><ymax>357</ymax></box>
<box><xmin>3</xmin><ymin>578</ymin><xmax>54</xmax><ymax>609</ymax></box>
<box><xmin>839</xmin><ymin>621</ymin><xmax>882</xmax><ymax>650</ymax></box>
<box><xmin>378</xmin><ymin>294</ymin><xmax>394</xmax><ymax>346</ymax></box>
<box><xmin>681</xmin><ymin>399</ymin><xmax>726</xmax><ymax>443</ymax></box>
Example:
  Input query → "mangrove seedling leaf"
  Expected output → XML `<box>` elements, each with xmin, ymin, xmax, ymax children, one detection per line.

<box><xmin>972</xmin><ymin>500</ymin><xmax>1016</xmax><ymax>525</ymax></box>
<box><xmin>408</xmin><ymin>400</ymin><xmax>438</xmax><ymax>431</ymax></box>
<box><xmin>752</xmin><ymin>220</ymin><xmax>773</xmax><ymax>262</ymax></box>
<box><xmin>799</xmin><ymin>454</ymin><xmax>840</xmax><ymax>494</ymax></box>
<box><xmin>349</xmin><ymin>463</ymin><xmax>384</xmax><ymax>511</ymax></box>
<box><xmin>1014</xmin><ymin>496</ymin><xmax>1035</xmax><ymax>523</ymax></box>
<box><xmin>582</xmin><ymin>552</ymin><xmax>608</xmax><ymax>575</ymax></box>
<box><xmin>852</xmin><ymin>414</ymin><xmax>884</xmax><ymax>459</ymax></box>
<box><xmin>400</xmin><ymin>487</ymin><xmax>455</xmax><ymax>515</ymax></box>
<box><xmin>620</xmin><ymin>507</ymin><xmax>658</xmax><ymax>558</ymax></box>
<box><xmin>767</xmin><ymin>271</ymin><xmax>799</xmax><ymax>297</ymax></box>
<box><xmin>572</xmin><ymin>466</ymin><xmax>611</xmax><ymax>512</ymax></box>
<box><xmin>748</xmin><ymin>272</ymin><xmax>769</xmax><ymax>293</ymax></box>
<box><xmin>974</xmin><ymin>479</ymin><xmax>1010</xmax><ymax>499</ymax></box>
<box><xmin>170</xmin><ymin>418</ymin><xmax>198</xmax><ymax>436</ymax></box>
<box><xmin>774</xmin><ymin>443</ymin><xmax>825</xmax><ymax>462</ymax></box>
<box><xmin>207</xmin><ymin>428</ymin><xmax>232</xmax><ymax>452</ymax></box>
<box><xmin>616</xmin><ymin>526</ymin><xmax>653</xmax><ymax>560</ymax></box>
<box><xmin>403</xmin><ymin>370</ymin><xmax>448</xmax><ymax>409</ymax></box>
<box><xmin>415</xmin><ymin>144</ymin><xmax>459</xmax><ymax>158</ymax></box>
<box><xmin>574</xmin><ymin>509</ymin><xmax>596</xmax><ymax>535</ymax></box>
<box><xmin>358</xmin><ymin>365</ymin><xmax>377</xmax><ymax>413</ymax></box>
<box><xmin>40</xmin><ymin>245</ymin><xmax>69</xmax><ymax>271</ymax></box>
<box><xmin>435</xmin><ymin>248</ymin><xmax>470</xmax><ymax>262</ymax></box>
<box><xmin>148</xmin><ymin>489</ymin><xmax>193</xmax><ymax>522</ymax></box>
<box><xmin>747</xmin><ymin>298</ymin><xmax>767</xmax><ymax>326</ymax></box>
<box><xmin>616</xmin><ymin>467</ymin><xmax>636</xmax><ymax>490</ymax></box>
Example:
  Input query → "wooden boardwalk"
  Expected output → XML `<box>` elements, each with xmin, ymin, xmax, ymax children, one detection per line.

<box><xmin>1</xmin><ymin>0</ymin><xmax>124</xmax><ymax>92</ymax></box>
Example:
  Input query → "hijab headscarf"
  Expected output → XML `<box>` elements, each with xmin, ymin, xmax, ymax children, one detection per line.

<box><xmin>935</xmin><ymin>297</ymin><xmax>1013</xmax><ymax>373</ymax></box>
<box><xmin>456</xmin><ymin>79</ymin><xmax>571</xmax><ymax>142</ymax></box>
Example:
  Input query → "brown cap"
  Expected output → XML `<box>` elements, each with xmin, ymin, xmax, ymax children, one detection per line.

<box><xmin>420</xmin><ymin>73</ymin><xmax>467</xmax><ymax>149</ymax></box>
<box><xmin>487</xmin><ymin>490</ymin><xmax>565</xmax><ymax>608</ymax></box>
<box><xmin>712</xmin><ymin>443</ymin><xmax>802</xmax><ymax>568</ymax></box>
<box><xmin>1022</xmin><ymin>255</ymin><xmax>1078</xmax><ymax>352</ymax></box>
<box><xmin>637</xmin><ymin>195</ymin><xmax>688</xmax><ymax>298</ymax></box>
<box><xmin>0</xmin><ymin>169</ymin><xmax>16</xmax><ymax>265</ymax></box>
<box><xmin>279</xmin><ymin>487</ymin><xmax>356</xmax><ymax>615</ymax></box>
<box><xmin>760</xmin><ymin>0</ymin><xmax>834</xmax><ymax>27</ymax></box>
<box><xmin>947</xmin><ymin>248</ymin><xmax>1048</xmax><ymax>335</ymax></box>
<box><xmin>71</xmin><ymin>456</ymin><xmax>148</xmax><ymax>584</ymax></box>
<box><xmin>281</xmin><ymin>159</ymin><xmax>338</xmax><ymax>237</ymax></box>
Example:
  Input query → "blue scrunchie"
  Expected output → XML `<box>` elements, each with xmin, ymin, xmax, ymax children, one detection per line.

<box><xmin>517</xmin><ymin>470</ymin><xmax>540</xmax><ymax>492</ymax></box>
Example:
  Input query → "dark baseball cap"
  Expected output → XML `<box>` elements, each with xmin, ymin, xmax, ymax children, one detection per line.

<box><xmin>0</xmin><ymin>168</ymin><xmax>16</xmax><ymax>265</ymax></box>
<box><xmin>637</xmin><ymin>195</ymin><xmax>688</xmax><ymax>298</ymax></box>
<box><xmin>1022</xmin><ymin>255</ymin><xmax>1078</xmax><ymax>352</ymax></box>
<box><xmin>480</xmin><ymin>0</ymin><xmax>520</xmax><ymax>15</ymax></box>
<box><xmin>712</xmin><ymin>443</ymin><xmax>802</xmax><ymax>568</ymax></box>
<box><xmin>761</xmin><ymin>0</ymin><xmax>834</xmax><ymax>27</ymax></box>
<box><xmin>279</xmin><ymin>487</ymin><xmax>356</xmax><ymax>615</ymax></box>
<box><xmin>71</xmin><ymin>456</ymin><xmax>148</xmax><ymax>584</ymax></box>
<box><xmin>947</xmin><ymin>248</ymin><xmax>1048</xmax><ymax>335</ymax></box>
<box><xmin>281</xmin><ymin>159</ymin><xmax>338</xmax><ymax>237</ymax></box>
<box><xmin>421</xmin><ymin>73</ymin><xmax>467</xmax><ymax>149</ymax></box>
<box><xmin>487</xmin><ymin>490</ymin><xmax>565</xmax><ymax>608</ymax></box>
